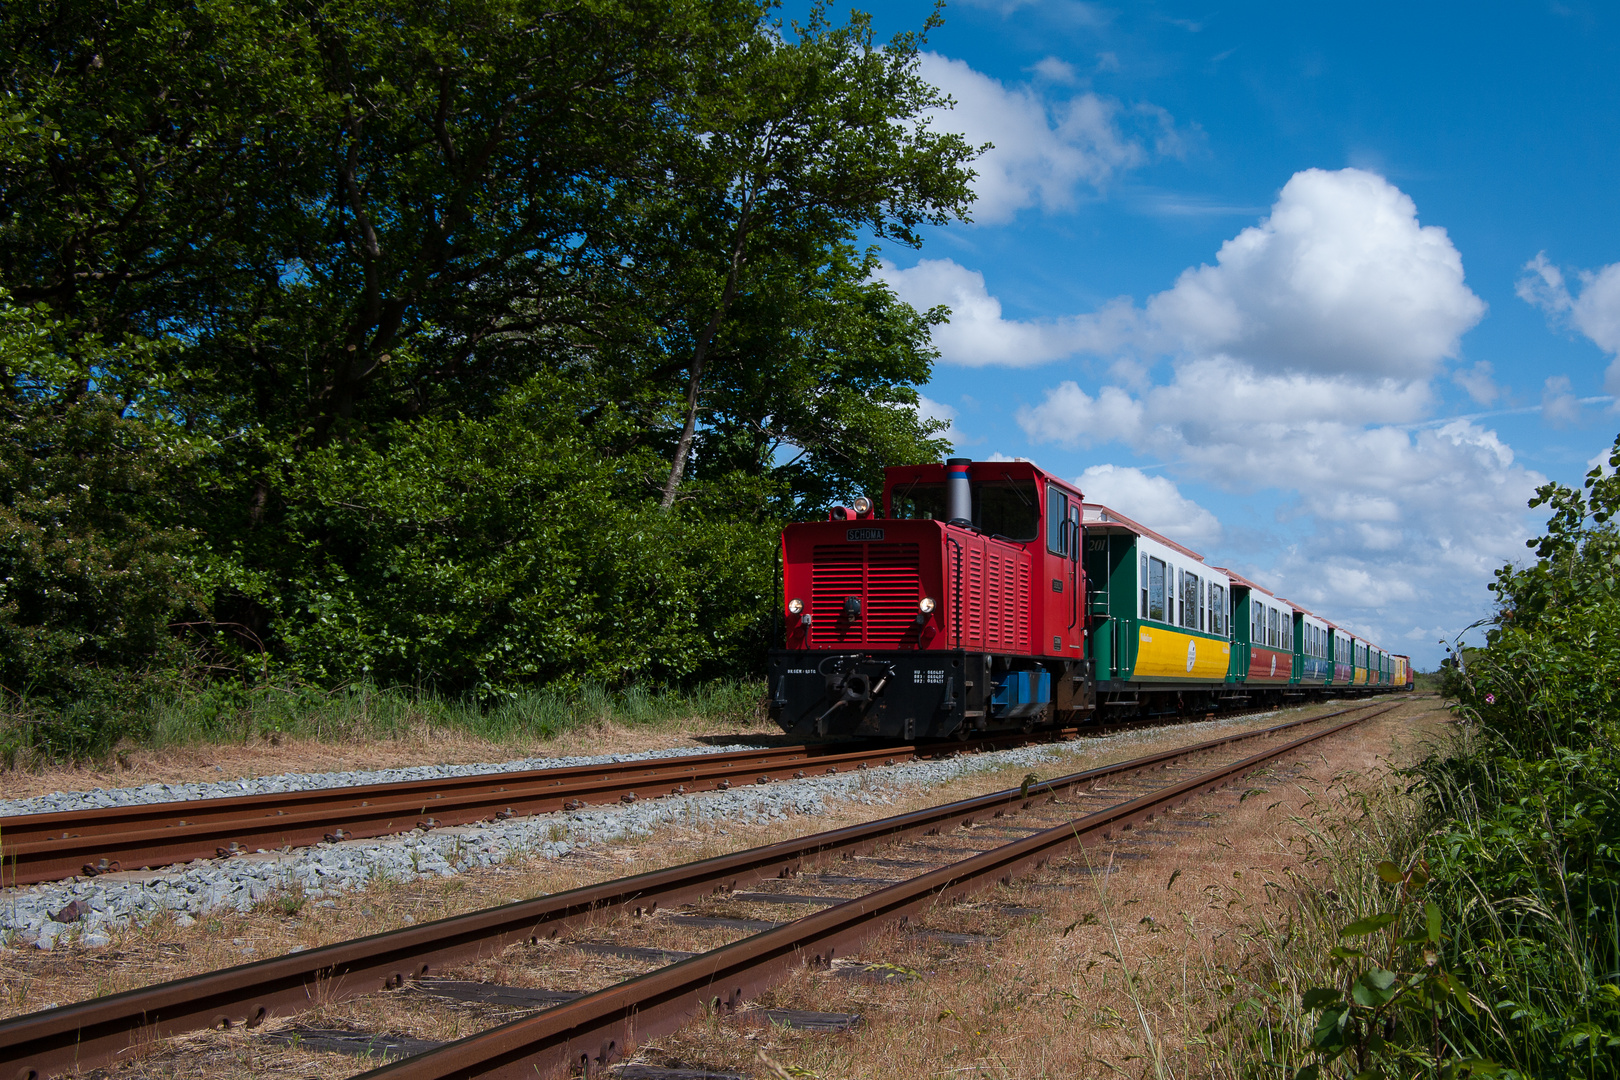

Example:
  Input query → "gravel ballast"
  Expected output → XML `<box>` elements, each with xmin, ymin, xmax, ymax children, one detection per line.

<box><xmin>0</xmin><ymin>712</ymin><xmax>1289</xmax><ymax>948</ymax></box>
<box><xmin>0</xmin><ymin>741</ymin><xmax>775</xmax><ymax>819</ymax></box>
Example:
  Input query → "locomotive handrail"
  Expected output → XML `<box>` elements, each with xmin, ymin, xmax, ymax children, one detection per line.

<box><xmin>945</xmin><ymin>532</ymin><xmax>963</xmax><ymax>650</ymax></box>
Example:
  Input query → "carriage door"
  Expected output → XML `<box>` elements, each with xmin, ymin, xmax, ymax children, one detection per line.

<box><xmin>1045</xmin><ymin>483</ymin><xmax>1080</xmax><ymax>657</ymax></box>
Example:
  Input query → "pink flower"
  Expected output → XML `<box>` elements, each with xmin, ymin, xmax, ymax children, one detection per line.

<box><xmin>1484</xmin><ymin>693</ymin><xmax>1496</xmax><ymax>705</ymax></box>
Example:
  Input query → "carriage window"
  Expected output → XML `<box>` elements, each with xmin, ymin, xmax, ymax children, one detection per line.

<box><xmin>1140</xmin><ymin>554</ymin><xmax>1148</xmax><ymax>617</ymax></box>
<box><xmin>1147</xmin><ymin>558</ymin><xmax>1166</xmax><ymax>622</ymax></box>
<box><xmin>1211</xmin><ymin>584</ymin><xmax>1226</xmax><ymax>636</ymax></box>
<box><xmin>1268</xmin><ymin>608</ymin><xmax>1278</xmax><ymax>647</ymax></box>
<box><xmin>1046</xmin><ymin>485</ymin><xmax>1070</xmax><ymax>556</ymax></box>
<box><xmin>1183</xmin><ymin>572</ymin><xmax>1200</xmax><ymax>629</ymax></box>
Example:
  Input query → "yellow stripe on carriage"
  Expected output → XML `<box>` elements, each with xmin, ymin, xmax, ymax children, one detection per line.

<box><xmin>1135</xmin><ymin>625</ymin><xmax>1231</xmax><ymax>680</ymax></box>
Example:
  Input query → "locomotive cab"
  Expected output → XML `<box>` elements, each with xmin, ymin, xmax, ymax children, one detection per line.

<box><xmin>768</xmin><ymin>458</ymin><xmax>1090</xmax><ymax>740</ymax></box>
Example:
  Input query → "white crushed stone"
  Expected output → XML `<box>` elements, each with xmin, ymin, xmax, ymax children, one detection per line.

<box><xmin>0</xmin><ymin>741</ymin><xmax>773</xmax><ymax>819</ymax></box>
<box><xmin>0</xmin><ymin>709</ymin><xmax>1300</xmax><ymax>948</ymax></box>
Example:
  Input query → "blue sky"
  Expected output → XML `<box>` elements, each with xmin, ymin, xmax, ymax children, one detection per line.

<box><xmin>840</xmin><ymin>0</ymin><xmax>1620</xmax><ymax>667</ymax></box>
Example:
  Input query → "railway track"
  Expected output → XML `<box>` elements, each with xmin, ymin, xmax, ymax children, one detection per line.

<box><xmin>0</xmin><ymin>699</ymin><xmax>1394</xmax><ymax>1080</ymax></box>
<box><xmin>0</xmin><ymin>696</ymin><xmax>1386</xmax><ymax>888</ymax></box>
<box><xmin>0</xmin><ymin>732</ymin><xmax>1081</xmax><ymax>887</ymax></box>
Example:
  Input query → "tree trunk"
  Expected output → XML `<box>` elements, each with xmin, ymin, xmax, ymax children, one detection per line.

<box><xmin>658</xmin><ymin>205</ymin><xmax>753</xmax><ymax>510</ymax></box>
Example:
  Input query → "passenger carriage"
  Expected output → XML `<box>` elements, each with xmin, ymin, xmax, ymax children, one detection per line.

<box><xmin>1080</xmin><ymin>503</ymin><xmax>1234</xmax><ymax>716</ymax></box>
<box><xmin>1286</xmin><ymin>601</ymin><xmax>1333</xmax><ymax>690</ymax></box>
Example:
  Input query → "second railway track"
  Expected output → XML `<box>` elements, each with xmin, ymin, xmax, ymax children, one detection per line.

<box><xmin>0</xmin><ymin>698</ymin><xmax>1370</xmax><ymax>889</ymax></box>
<box><xmin>0</xmin><ymin>700</ymin><xmax>1394</xmax><ymax>1080</ymax></box>
<box><xmin>0</xmin><ymin>733</ymin><xmax>1073</xmax><ymax>887</ymax></box>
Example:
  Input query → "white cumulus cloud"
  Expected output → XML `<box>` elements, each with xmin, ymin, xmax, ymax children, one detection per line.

<box><xmin>1145</xmin><ymin>168</ymin><xmax>1486</xmax><ymax>378</ymax></box>
<box><xmin>1074</xmin><ymin>465</ymin><xmax>1224</xmax><ymax>549</ymax></box>
<box><xmin>914</xmin><ymin>394</ymin><xmax>961</xmax><ymax>444</ymax></box>
<box><xmin>893</xmin><ymin>169</ymin><xmax>1485</xmax><ymax>382</ymax></box>
<box><xmin>919</xmin><ymin>52</ymin><xmax>1177</xmax><ymax>224</ymax></box>
<box><xmin>1018</xmin><ymin>357</ymin><xmax>1430</xmax><ymax>453</ymax></box>
<box><xmin>1517</xmin><ymin>252</ymin><xmax>1620</xmax><ymax>393</ymax></box>
<box><xmin>875</xmin><ymin>258</ymin><xmax>1137</xmax><ymax>367</ymax></box>
<box><xmin>1452</xmin><ymin>360</ymin><xmax>1500</xmax><ymax>405</ymax></box>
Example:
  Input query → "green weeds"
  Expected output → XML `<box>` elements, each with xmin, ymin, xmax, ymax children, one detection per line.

<box><xmin>0</xmin><ymin>677</ymin><xmax>765</xmax><ymax>770</ymax></box>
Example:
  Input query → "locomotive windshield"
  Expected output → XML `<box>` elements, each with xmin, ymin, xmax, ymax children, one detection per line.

<box><xmin>889</xmin><ymin>480</ymin><xmax>1040</xmax><ymax>541</ymax></box>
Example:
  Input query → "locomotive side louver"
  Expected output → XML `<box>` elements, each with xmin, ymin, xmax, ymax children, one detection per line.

<box><xmin>810</xmin><ymin>543</ymin><xmax>923</xmax><ymax>648</ymax></box>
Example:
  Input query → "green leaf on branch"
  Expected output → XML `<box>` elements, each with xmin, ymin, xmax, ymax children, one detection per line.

<box><xmin>1301</xmin><ymin>987</ymin><xmax>1343</xmax><ymax>1010</ymax></box>
<box><xmin>1351</xmin><ymin>967</ymin><xmax>1400</xmax><ymax>1008</ymax></box>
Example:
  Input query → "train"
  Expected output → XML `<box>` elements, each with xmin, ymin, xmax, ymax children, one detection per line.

<box><xmin>767</xmin><ymin>457</ymin><xmax>1413</xmax><ymax>740</ymax></box>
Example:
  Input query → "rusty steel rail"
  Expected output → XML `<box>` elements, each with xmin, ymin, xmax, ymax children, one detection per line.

<box><xmin>0</xmin><ymin>733</ymin><xmax>1075</xmax><ymax>887</ymax></box>
<box><xmin>0</xmin><ymin>702</ymin><xmax>1393</xmax><ymax>1079</ymax></box>
<box><xmin>361</xmin><ymin>709</ymin><xmax>1381</xmax><ymax>1080</ymax></box>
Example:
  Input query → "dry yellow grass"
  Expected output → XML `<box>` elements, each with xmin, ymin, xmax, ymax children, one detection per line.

<box><xmin>0</xmin><ymin>715</ymin><xmax>780</xmax><ymax>802</ymax></box>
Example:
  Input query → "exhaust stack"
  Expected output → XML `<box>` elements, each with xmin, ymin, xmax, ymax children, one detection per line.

<box><xmin>946</xmin><ymin>457</ymin><xmax>972</xmax><ymax>527</ymax></box>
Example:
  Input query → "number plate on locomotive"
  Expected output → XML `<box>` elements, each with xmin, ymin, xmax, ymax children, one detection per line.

<box><xmin>846</xmin><ymin>528</ymin><xmax>885</xmax><ymax>541</ymax></box>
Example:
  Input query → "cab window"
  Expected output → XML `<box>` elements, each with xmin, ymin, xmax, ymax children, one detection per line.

<box><xmin>890</xmin><ymin>479</ymin><xmax>1039</xmax><ymax>541</ymax></box>
<box><xmin>890</xmin><ymin>482</ymin><xmax>947</xmax><ymax>521</ymax></box>
<box><xmin>976</xmin><ymin>480</ymin><xmax>1040</xmax><ymax>541</ymax></box>
<box><xmin>1046</xmin><ymin>485</ymin><xmax>1070</xmax><ymax>555</ymax></box>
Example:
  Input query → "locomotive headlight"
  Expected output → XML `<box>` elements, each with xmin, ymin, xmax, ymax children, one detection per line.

<box><xmin>918</xmin><ymin>597</ymin><xmax>936</xmax><ymax>614</ymax></box>
<box><xmin>852</xmin><ymin>496</ymin><xmax>873</xmax><ymax>515</ymax></box>
<box><xmin>788</xmin><ymin>598</ymin><xmax>804</xmax><ymax>614</ymax></box>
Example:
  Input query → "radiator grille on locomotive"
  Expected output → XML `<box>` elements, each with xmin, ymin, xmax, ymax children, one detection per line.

<box><xmin>810</xmin><ymin>543</ymin><xmax>922</xmax><ymax>648</ymax></box>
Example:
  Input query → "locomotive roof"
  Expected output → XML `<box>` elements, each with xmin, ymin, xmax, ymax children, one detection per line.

<box><xmin>1081</xmin><ymin>503</ymin><xmax>1206</xmax><ymax>562</ymax></box>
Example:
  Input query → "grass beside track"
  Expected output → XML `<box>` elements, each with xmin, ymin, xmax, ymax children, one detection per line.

<box><xmin>0</xmin><ymin>679</ymin><xmax>768</xmax><ymax>791</ymax></box>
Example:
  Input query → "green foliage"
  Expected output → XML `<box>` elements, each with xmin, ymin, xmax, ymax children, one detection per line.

<box><xmin>259</xmin><ymin>375</ymin><xmax>779</xmax><ymax>695</ymax></box>
<box><xmin>0</xmin><ymin>0</ymin><xmax>975</xmax><ymax>749</ymax></box>
<box><xmin>1424</xmin><ymin>436</ymin><xmax>1620</xmax><ymax>1076</ymax></box>
<box><xmin>1294</xmin><ymin>858</ymin><xmax>1496</xmax><ymax>1080</ymax></box>
<box><xmin>0</xmin><ymin>294</ymin><xmax>206</xmax><ymax>755</ymax></box>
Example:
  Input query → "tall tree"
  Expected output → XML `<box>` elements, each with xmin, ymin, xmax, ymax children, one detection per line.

<box><xmin>0</xmin><ymin>0</ymin><xmax>761</xmax><ymax>435</ymax></box>
<box><xmin>645</xmin><ymin>3</ymin><xmax>975</xmax><ymax>508</ymax></box>
<box><xmin>0</xmin><ymin>0</ymin><xmax>977</xmax><ymax>701</ymax></box>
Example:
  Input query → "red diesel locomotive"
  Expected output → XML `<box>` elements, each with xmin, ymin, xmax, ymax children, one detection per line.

<box><xmin>767</xmin><ymin>457</ymin><xmax>1405</xmax><ymax>740</ymax></box>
